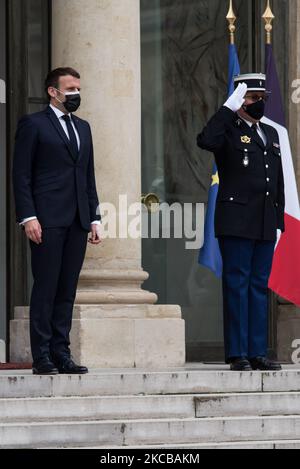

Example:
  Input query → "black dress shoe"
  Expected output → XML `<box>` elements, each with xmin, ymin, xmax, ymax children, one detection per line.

<box><xmin>230</xmin><ymin>357</ymin><xmax>252</xmax><ymax>371</ymax></box>
<box><xmin>32</xmin><ymin>359</ymin><xmax>59</xmax><ymax>375</ymax></box>
<box><xmin>249</xmin><ymin>357</ymin><xmax>282</xmax><ymax>371</ymax></box>
<box><xmin>56</xmin><ymin>358</ymin><xmax>89</xmax><ymax>374</ymax></box>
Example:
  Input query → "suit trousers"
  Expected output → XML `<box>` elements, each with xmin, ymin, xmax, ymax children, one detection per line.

<box><xmin>218</xmin><ymin>236</ymin><xmax>276</xmax><ymax>363</ymax></box>
<box><xmin>29</xmin><ymin>209</ymin><xmax>88</xmax><ymax>364</ymax></box>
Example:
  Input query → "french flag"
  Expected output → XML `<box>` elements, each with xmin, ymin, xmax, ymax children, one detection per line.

<box><xmin>263</xmin><ymin>44</ymin><xmax>300</xmax><ymax>306</ymax></box>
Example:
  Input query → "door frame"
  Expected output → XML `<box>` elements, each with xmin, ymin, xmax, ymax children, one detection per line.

<box><xmin>0</xmin><ymin>0</ymin><xmax>7</xmax><ymax>361</ymax></box>
<box><xmin>6</xmin><ymin>0</ymin><xmax>51</xmax><ymax>360</ymax></box>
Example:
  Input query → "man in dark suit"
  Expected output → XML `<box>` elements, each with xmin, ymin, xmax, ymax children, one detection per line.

<box><xmin>197</xmin><ymin>73</ymin><xmax>285</xmax><ymax>371</ymax></box>
<box><xmin>13</xmin><ymin>67</ymin><xmax>102</xmax><ymax>375</ymax></box>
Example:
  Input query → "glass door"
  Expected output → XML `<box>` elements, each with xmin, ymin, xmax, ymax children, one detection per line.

<box><xmin>140</xmin><ymin>0</ymin><xmax>288</xmax><ymax>362</ymax></box>
<box><xmin>141</xmin><ymin>0</ymin><xmax>252</xmax><ymax>361</ymax></box>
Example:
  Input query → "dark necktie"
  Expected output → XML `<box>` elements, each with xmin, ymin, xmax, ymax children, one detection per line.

<box><xmin>62</xmin><ymin>114</ymin><xmax>79</xmax><ymax>157</ymax></box>
<box><xmin>251</xmin><ymin>123</ymin><xmax>265</xmax><ymax>146</ymax></box>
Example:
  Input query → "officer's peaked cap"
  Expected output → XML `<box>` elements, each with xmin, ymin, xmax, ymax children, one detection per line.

<box><xmin>234</xmin><ymin>73</ymin><xmax>267</xmax><ymax>92</ymax></box>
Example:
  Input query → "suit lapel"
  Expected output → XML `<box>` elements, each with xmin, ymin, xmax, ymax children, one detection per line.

<box><xmin>260</xmin><ymin>122</ymin><xmax>272</xmax><ymax>150</ymax></box>
<box><xmin>72</xmin><ymin>115</ymin><xmax>85</xmax><ymax>164</ymax></box>
<box><xmin>251</xmin><ymin>128</ymin><xmax>266</xmax><ymax>150</ymax></box>
<box><xmin>46</xmin><ymin>106</ymin><xmax>77</xmax><ymax>162</ymax></box>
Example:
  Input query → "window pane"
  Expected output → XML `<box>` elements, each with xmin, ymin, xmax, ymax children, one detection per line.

<box><xmin>28</xmin><ymin>102</ymin><xmax>47</xmax><ymax>114</ymax></box>
<box><xmin>28</xmin><ymin>0</ymin><xmax>49</xmax><ymax>98</ymax></box>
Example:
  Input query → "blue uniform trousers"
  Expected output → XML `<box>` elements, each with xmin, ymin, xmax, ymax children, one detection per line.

<box><xmin>218</xmin><ymin>236</ymin><xmax>276</xmax><ymax>363</ymax></box>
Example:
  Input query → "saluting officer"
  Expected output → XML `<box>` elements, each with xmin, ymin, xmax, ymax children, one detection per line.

<box><xmin>197</xmin><ymin>73</ymin><xmax>285</xmax><ymax>371</ymax></box>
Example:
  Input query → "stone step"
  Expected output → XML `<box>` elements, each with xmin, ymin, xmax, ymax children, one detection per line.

<box><xmin>1</xmin><ymin>369</ymin><xmax>300</xmax><ymax>399</ymax></box>
<box><xmin>195</xmin><ymin>392</ymin><xmax>300</xmax><ymax>418</ymax></box>
<box><xmin>1</xmin><ymin>392</ymin><xmax>300</xmax><ymax>423</ymax></box>
<box><xmin>68</xmin><ymin>440</ymin><xmax>300</xmax><ymax>450</ymax></box>
<box><xmin>1</xmin><ymin>416</ymin><xmax>300</xmax><ymax>448</ymax></box>
<box><xmin>0</xmin><ymin>395</ymin><xmax>195</xmax><ymax>422</ymax></box>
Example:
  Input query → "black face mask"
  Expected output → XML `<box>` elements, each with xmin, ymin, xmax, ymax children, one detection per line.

<box><xmin>55</xmin><ymin>89</ymin><xmax>81</xmax><ymax>113</ymax></box>
<box><xmin>63</xmin><ymin>92</ymin><xmax>81</xmax><ymax>113</ymax></box>
<box><xmin>243</xmin><ymin>99</ymin><xmax>265</xmax><ymax>120</ymax></box>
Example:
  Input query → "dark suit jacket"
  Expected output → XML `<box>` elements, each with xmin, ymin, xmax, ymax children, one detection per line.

<box><xmin>13</xmin><ymin>106</ymin><xmax>101</xmax><ymax>232</ymax></box>
<box><xmin>197</xmin><ymin>106</ymin><xmax>285</xmax><ymax>241</ymax></box>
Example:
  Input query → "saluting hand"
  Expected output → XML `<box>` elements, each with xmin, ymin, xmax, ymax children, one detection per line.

<box><xmin>224</xmin><ymin>82</ymin><xmax>247</xmax><ymax>113</ymax></box>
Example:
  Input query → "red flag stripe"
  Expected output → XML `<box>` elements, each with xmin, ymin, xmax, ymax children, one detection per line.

<box><xmin>269</xmin><ymin>213</ymin><xmax>300</xmax><ymax>307</ymax></box>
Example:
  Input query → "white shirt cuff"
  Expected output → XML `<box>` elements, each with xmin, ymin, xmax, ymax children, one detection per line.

<box><xmin>20</xmin><ymin>216</ymin><xmax>37</xmax><ymax>226</ymax></box>
<box><xmin>20</xmin><ymin>218</ymin><xmax>101</xmax><ymax>226</ymax></box>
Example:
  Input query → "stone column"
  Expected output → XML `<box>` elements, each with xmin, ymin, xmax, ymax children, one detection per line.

<box><xmin>52</xmin><ymin>0</ymin><xmax>153</xmax><ymax>306</ymax></box>
<box><xmin>10</xmin><ymin>0</ymin><xmax>185</xmax><ymax>368</ymax></box>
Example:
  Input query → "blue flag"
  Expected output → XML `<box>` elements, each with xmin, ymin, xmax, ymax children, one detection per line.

<box><xmin>198</xmin><ymin>44</ymin><xmax>240</xmax><ymax>277</ymax></box>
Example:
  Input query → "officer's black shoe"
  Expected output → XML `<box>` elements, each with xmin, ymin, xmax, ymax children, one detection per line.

<box><xmin>229</xmin><ymin>357</ymin><xmax>252</xmax><ymax>371</ymax></box>
<box><xmin>249</xmin><ymin>357</ymin><xmax>282</xmax><ymax>371</ymax></box>
<box><xmin>32</xmin><ymin>358</ymin><xmax>59</xmax><ymax>375</ymax></box>
<box><xmin>55</xmin><ymin>357</ymin><xmax>89</xmax><ymax>375</ymax></box>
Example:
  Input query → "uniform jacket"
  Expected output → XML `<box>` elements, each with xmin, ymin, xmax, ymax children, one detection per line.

<box><xmin>197</xmin><ymin>106</ymin><xmax>285</xmax><ymax>241</ymax></box>
<box><xmin>13</xmin><ymin>106</ymin><xmax>101</xmax><ymax>232</ymax></box>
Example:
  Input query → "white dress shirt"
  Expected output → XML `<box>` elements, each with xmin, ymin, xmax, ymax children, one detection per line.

<box><xmin>49</xmin><ymin>104</ymin><xmax>81</xmax><ymax>149</ymax></box>
<box><xmin>21</xmin><ymin>104</ymin><xmax>100</xmax><ymax>226</ymax></box>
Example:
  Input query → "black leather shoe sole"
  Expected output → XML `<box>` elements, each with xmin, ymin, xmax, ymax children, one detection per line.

<box><xmin>32</xmin><ymin>367</ymin><xmax>59</xmax><ymax>375</ymax></box>
<box><xmin>57</xmin><ymin>367</ymin><xmax>89</xmax><ymax>375</ymax></box>
<box><xmin>230</xmin><ymin>364</ymin><xmax>252</xmax><ymax>371</ymax></box>
<box><xmin>251</xmin><ymin>364</ymin><xmax>282</xmax><ymax>371</ymax></box>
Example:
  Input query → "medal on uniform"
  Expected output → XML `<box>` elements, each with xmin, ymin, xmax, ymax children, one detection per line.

<box><xmin>241</xmin><ymin>136</ymin><xmax>251</xmax><ymax>144</ymax></box>
<box><xmin>243</xmin><ymin>149</ymin><xmax>249</xmax><ymax>167</ymax></box>
<box><xmin>243</xmin><ymin>155</ymin><xmax>249</xmax><ymax>167</ymax></box>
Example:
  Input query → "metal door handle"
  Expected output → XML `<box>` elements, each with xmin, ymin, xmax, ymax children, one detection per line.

<box><xmin>141</xmin><ymin>193</ymin><xmax>160</xmax><ymax>213</ymax></box>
